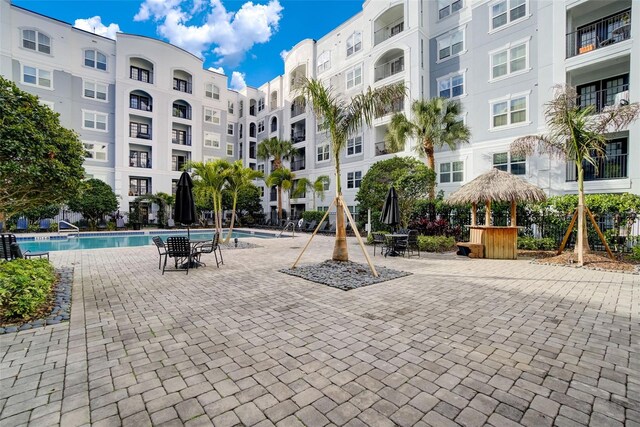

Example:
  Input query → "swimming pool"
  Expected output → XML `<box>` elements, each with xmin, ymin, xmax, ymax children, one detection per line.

<box><xmin>16</xmin><ymin>229</ymin><xmax>274</xmax><ymax>252</ymax></box>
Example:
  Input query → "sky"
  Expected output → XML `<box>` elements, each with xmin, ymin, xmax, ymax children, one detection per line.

<box><xmin>13</xmin><ymin>0</ymin><xmax>364</xmax><ymax>90</ymax></box>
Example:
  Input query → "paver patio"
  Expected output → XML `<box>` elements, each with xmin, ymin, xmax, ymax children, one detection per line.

<box><xmin>1</xmin><ymin>233</ymin><xmax>638</xmax><ymax>426</ymax></box>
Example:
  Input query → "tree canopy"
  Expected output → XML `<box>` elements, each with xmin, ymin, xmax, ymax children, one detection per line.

<box><xmin>67</xmin><ymin>179</ymin><xmax>118</xmax><ymax>225</ymax></box>
<box><xmin>0</xmin><ymin>76</ymin><xmax>85</xmax><ymax>221</ymax></box>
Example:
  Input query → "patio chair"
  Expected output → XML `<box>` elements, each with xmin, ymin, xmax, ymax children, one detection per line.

<box><xmin>116</xmin><ymin>218</ymin><xmax>126</xmax><ymax>230</ymax></box>
<box><xmin>386</xmin><ymin>234</ymin><xmax>408</xmax><ymax>258</ymax></box>
<box><xmin>152</xmin><ymin>236</ymin><xmax>167</xmax><ymax>270</ymax></box>
<box><xmin>194</xmin><ymin>232</ymin><xmax>224</xmax><ymax>268</ymax></box>
<box><xmin>371</xmin><ymin>233</ymin><xmax>387</xmax><ymax>256</ymax></box>
<box><xmin>10</xmin><ymin>242</ymin><xmax>49</xmax><ymax>260</ymax></box>
<box><xmin>78</xmin><ymin>219</ymin><xmax>89</xmax><ymax>231</ymax></box>
<box><xmin>39</xmin><ymin>219</ymin><xmax>51</xmax><ymax>232</ymax></box>
<box><xmin>327</xmin><ymin>222</ymin><xmax>336</xmax><ymax>233</ymax></box>
<box><xmin>97</xmin><ymin>219</ymin><xmax>108</xmax><ymax>230</ymax></box>
<box><xmin>317</xmin><ymin>220</ymin><xmax>329</xmax><ymax>233</ymax></box>
<box><xmin>304</xmin><ymin>220</ymin><xmax>317</xmax><ymax>232</ymax></box>
<box><xmin>1</xmin><ymin>234</ymin><xmax>49</xmax><ymax>260</ymax></box>
<box><xmin>163</xmin><ymin>236</ymin><xmax>195</xmax><ymax>275</ymax></box>
<box><xmin>406</xmin><ymin>230</ymin><xmax>420</xmax><ymax>258</ymax></box>
<box><xmin>15</xmin><ymin>218</ymin><xmax>28</xmax><ymax>232</ymax></box>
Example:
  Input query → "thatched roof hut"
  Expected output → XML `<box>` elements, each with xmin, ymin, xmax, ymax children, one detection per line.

<box><xmin>447</xmin><ymin>168</ymin><xmax>546</xmax><ymax>205</ymax></box>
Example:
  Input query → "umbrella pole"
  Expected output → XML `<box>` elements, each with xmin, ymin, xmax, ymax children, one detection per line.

<box><xmin>291</xmin><ymin>198</ymin><xmax>336</xmax><ymax>269</ymax></box>
<box><xmin>342</xmin><ymin>195</ymin><xmax>378</xmax><ymax>277</ymax></box>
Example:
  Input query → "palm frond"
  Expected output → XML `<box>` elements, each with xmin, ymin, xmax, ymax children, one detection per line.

<box><xmin>385</xmin><ymin>113</ymin><xmax>415</xmax><ymax>153</ymax></box>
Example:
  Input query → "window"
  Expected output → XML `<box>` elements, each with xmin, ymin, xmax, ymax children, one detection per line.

<box><xmin>130</xmin><ymin>150</ymin><xmax>150</xmax><ymax>168</ymax></box>
<box><xmin>347</xmin><ymin>171</ymin><xmax>362</xmax><ymax>189</ymax></box>
<box><xmin>439</xmin><ymin>161</ymin><xmax>464</xmax><ymax>183</ymax></box>
<box><xmin>130</xmin><ymin>66</ymin><xmax>151</xmax><ymax>83</ymax></box>
<box><xmin>22</xmin><ymin>29</ymin><xmax>50</xmax><ymax>54</ymax></box>
<box><xmin>493</xmin><ymin>152</ymin><xmax>526</xmax><ymax>175</ymax></box>
<box><xmin>347</xmin><ymin>136</ymin><xmax>362</xmax><ymax>156</ymax></box>
<box><xmin>204</xmin><ymin>108</ymin><xmax>220</xmax><ymax>124</ymax></box>
<box><xmin>129</xmin><ymin>178</ymin><xmax>150</xmax><ymax>196</ymax></box>
<box><xmin>83</xmin><ymin>111</ymin><xmax>108</xmax><ymax>131</ymax></box>
<box><xmin>346</xmin><ymin>32</ymin><xmax>362</xmax><ymax>56</ymax></box>
<box><xmin>491</xmin><ymin>0</ymin><xmax>527</xmax><ymax>31</ymax></box>
<box><xmin>204</xmin><ymin>132</ymin><xmax>220</xmax><ymax>148</ymax></box>
<box><xmin>130</xmin><ymin>94</ymin><xmax>151</xmax><ymax>111</ymax></box>
<box><xmin>258</xmin><ymin>120</ymin><xmax>265</xmax><ymax>133</ymax></box>
<box><xmin>257</xmin><ymin>164</ymin><xmax>265</xmax><ymax>173</ymax></box>
<box><xmin>258</xmin><ymin>98</ymin><xmax>265</xmax><ymax>112</ymax></box>
<box><xmin>346</xmin><ymin>65</ymin><xmax>362</xmax><ymax>89</ymax></box>
<box><xmin>130</xmin><ymin>122</ymin><xmax>150</xmax><ymax>138</ymax></box>
<box><xmin>226</xmin><ymin>143</ymin><xmax>234</xmax><ymax>156</ymax></box>
<box><xmin>438</xmin><ymin>0</ymin><xmax>463</xmax><ymax>19</ymax></box>
<box><xmin>317</xmin><ymin>144</ymin><xmax>330</xmax><ymax>162</ymax></box>
<box><xmin>84</xmin><ymin>50</ymin><xmax>107</xmax><ymax>70</ymax></box>
<box><xmin>239</xmin><ymin>100</ymin><xmax>244</xmax><ymax>117</ymax></box>
<box><xmin>83</xmin><ymin>142</ymin><xmax>108</xmax><ymax>161</ymax></box>
<box><xmin>228</xmin><ymin>101</ymin><xmax>234</xmax><ymax>114</ymax></box>
<box><xmin>83</xmin><ymin>81</ymin><xmax>108</xmax><ymax>101</ymax></box>
<box><xmin>438</xmin><ymin>72</ymin><xmax>464</xmax><ymax>98</ymax></box>
<box><xmin>271</xmin><ymin>117</ymin><xmax>278</xmax><ymax>132</ymax></box>
<box><xmin>22</xmin><ymin>65</ymin><xmax>51</xmax><ymax>88</ymax></box>
<box><xmin>317</xmin><ymin>51</ymin><xmax>330</xmax><ymax>74</ymax></box>
<box><xmin>491</xmin><ymin>41</ymin><xmax>528</xmax><ymax>80</ymax></box>
<box><xmin>204</xmin><ymin>83</ymin><xmax>219</xmax><ymax>99</ymax></box>
<box><xmin>491</xmin><ymin>95</ymin><xmax>528</xmax><ymax>128</ymax></box>
<box><xmin>438</xmin><ymin>30</ymin><xmax>464</xmax><ymax>61</ymax></box>
<box><xmin>227</xmin><ymin>123</ymin><xmax>234</xmax><ymax>135</ymax></box>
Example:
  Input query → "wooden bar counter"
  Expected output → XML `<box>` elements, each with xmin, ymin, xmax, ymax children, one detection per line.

<box><xmin>468</xmin><ymin>226</ymin><xmax>519</xmax><ymax>260</ymax></box>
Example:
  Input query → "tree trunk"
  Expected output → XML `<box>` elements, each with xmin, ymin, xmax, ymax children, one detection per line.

<box><xmin>225</xmin><ymin>193</ymin><xmax>237</xmax><ymax>243</ymax></box>
<box><xmin>574</xmin><ymin>165</ymin><xmax>590</xmax><ymax>265</ymax></box>
<box><xmin>332</xmin><ymin>158</ymin><xmax>348</xmax><ymax>262</ymax></box>
<box><xmin>277</xmin><ymin>186</ymin><xmax>283</xmax><ymax>220</ymax></box>
<box><xmin>424</xmin><ymin>140</ymin><xmax>436</xmax><ymax>199</ymax></box>
<box><xmin>312</xmin><ymin>192</ymin><xmax>316</xmax><ymax>211</ymax></box>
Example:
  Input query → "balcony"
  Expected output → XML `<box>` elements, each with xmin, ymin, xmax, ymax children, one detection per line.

<box><xmin>172</xmin><ymin>104</ymin><xmax>192</xmax><ymax>120</ymax></box>
<box><xmin>374</xmin><ymin>5</ymin><xmax>404</xmax><ymax>47</ymax></box>
<box><xmin>375</xmin><ymin>55</ymin><xmax>404</xmax><ymax>82</ymax></box>
<box><xmin>172</xmin><ymin>130</ymin><xmax>192</xmax><ymax>146</ymax></box>
<box><xmin>566</xmin><ymin>9</ymin><xmax>631</xmax><ymax>58</ymax></box>
<box><xmin>291</xmin><ymin>131</ymin><xmax>306</xmax><ymax>143</ymax></box>
<box><xmin>173</xmin><ymin>78</ymin><xmax>192</xmax><ymax>94</ymax></box>
<box><xmin>129</xmin><ymin>123</ymin><xmax>151</xmax><ymax>140</ymax></box>
<box><xmin>566</xmin><ymin>153</ymin><xmax>627</xmax><ymax>181</ymax></box>
<box><xmin>130</xmin><ymin>94</ymin><xmax>152</xmax><ymax>112</ymax></box>
<box><xmin>130</xmin><ymin>66</ymin><xmax>153</xmax><ymax>84</ymax></box>
<box><xmin>291</xmin><ymin>99</ymin><xmax>306</xmax><ymax>117</ymax></box>
<box><xmin>129</xmin><ymin>156</ymin><xmax>151</xmax><ymax>168</ymax></box>
<box><xmin>376</xmin><ymin>98</ymin><xmax>405</xmax><ymax>118</ymax></box>
<box><xmin>129</xmin><ymin>180</ymin><xmax>151</xmax><ymax>196</ymax></box>
<box><xmin>577</xmin><ymin>84</ymin><xmax>629</xmax><ymax>114</ymax></box>
<box><xmin>291</xmin><ymin>159</ymin><xmax>305</xmax><ymax>172</ymax></box>
<box><xmin>375</xmin><ymin>141</ymin><xmax>400</xmax><ymax>156</ymax></box>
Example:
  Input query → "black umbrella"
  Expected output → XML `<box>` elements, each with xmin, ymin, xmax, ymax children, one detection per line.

<box><xmin>380</xmin><ymin>186</ymin><xmax>400</xmax><ymax>232</ymax></box>
<box><xmin>174</xmin><ymin>171</ymin><xmax>196</xmax><ymax>238</ymax></box>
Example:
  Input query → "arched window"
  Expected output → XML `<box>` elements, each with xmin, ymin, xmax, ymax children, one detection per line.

<box><xmin>346</xmin><ymin>32</ymin><xmax>362</xmax><ymax>56</ymax></box>
<box><xmin>317</xmin><ymin>51</ymin><xmax>330</xmax><ymax>73</ymax></box>
<box><xmin>84</xmin><ymin>49</ymin><xmax>107</xmax><ymax>70</ymax></box>
<box><xmin>249</xmin><ymin>123</ymin><xmax>256</xmax><ymax>138</ymax></box>
<box><xmin>22</xmin><ymin>29</ymin><xmax>51</xmax><ymax>54</ymax></box>
<box><xmin>270</xmin><ymin>117</ymin><xmax>278</xmax><ymax>132</ymax></box>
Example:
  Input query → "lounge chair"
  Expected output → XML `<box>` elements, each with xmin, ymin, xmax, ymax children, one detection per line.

<box><xmin>371</xmin><ymin>233</ymin><xmax>387</xmax><ymax>256</ymax></box>
<box><xmin>1</xmin><ymin>234</ymin><xmax>49</xmax><ymax>260</ymax></box>
<box><xmin>327</xmin><ymin>222</ymin><xmax>336</xmax><ymax>233</ymax></box>
<box><xmin>15</xmin><ymin>218</ymin><xmax>28</xmax><ymax>233</ymax></box>
<box><xmin>152</xmin><ymin>236</ymin><xmax>167</xmax><ymax>270</ymax></box>
<box><xmin>97</xmin><ymin>219</ymin><xmax>108</xmax><ymax>230</ymax></box>
<box><xmin>194</xmin><ymin>232</ymin><xmax>223</xmax><ymax>268</ymax></box>
<box><xmin>317</xmin><ymin>220</ymin><xmax>329</xmax><ymax>233</ymax></box>
<box><xmin>304</xmin><ymin>220</ymin><xmax>317</xmax><ymax>232</ymax></box>
<box><xmin>116</xmin><ymin>218</ymin><xmax>126</xmax><ymax>230</ymax></box>
<box><xmin>39</xmin><ymin>219</ymin><xmax>51</xmax><ymax>232</ymax></box>
<box><xmin>10</xmin><ymin>242</ymin><xmax>49</xmax><ymax>260</ymax></box>
<box><xmin>78</xmin><ymin>219</ymin><xmax>89</xmax><ymax>231</ymax></box>
<box><xmin>163</xmin><ymin>236</ymin><xmax>196</xmax><ymax>275</ymax></box>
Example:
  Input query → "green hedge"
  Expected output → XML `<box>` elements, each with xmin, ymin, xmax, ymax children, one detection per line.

<box><xmin>417</xmin><ymin>235</ymin><xmax>456</xmax><ymax>252</ymax></box>
<box><xmin>631</xmin><ymin>245</ymin><xmax>640</xmax><ymax>261</ymax></box>
<box><xmin>0</xmin><ymin>259</ymin><xmax>56</xmax><ymax>318</ymax></box>
<box><xmin>302</xmin><ymin>210</ymin><xmax>326</xmax><ymax>223</ymax></box>
<box><xmin>517</xmin><ymin>237</ymin><xmax>556</xmax><ymax>251</ymax></box>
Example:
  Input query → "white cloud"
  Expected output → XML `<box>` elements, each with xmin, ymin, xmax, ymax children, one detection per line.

<box><xmin>230</xmin><ymin>71</ymin><xmax>246</xmax><ymax>91</ymax></box>
<box><xmin>134</xmin><ymin>0</ymin><xmax>283</xmax><ymax>67</ymax></box>
<box><xmin>74</xmin><ymin>16</ymin><xmax>121</xmax><ymax>39</ymax></box>
<box><xmin>279</xmin><ymin>49</ymin><xmax>289</xmax><ymax>61</ymax></box>
<box><xmin>208</xmin><ymin>66</ymin><xmax>225</xmax><ymax>74</ymax></box>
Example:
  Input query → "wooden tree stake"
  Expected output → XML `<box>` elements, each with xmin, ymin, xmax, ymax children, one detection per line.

<box><xmin>291</xmin><ymin>198</ymin><xmax>335</xmax><ymax>269</ymax></box>
<box><xmin>342</xmin><ymin>195</ymin><xmax>378</xmax><ymax>277</ymax></box>
<box><xmin>557</xmin><ymin>209</ymin><xmax>578</xmax><ymax>255</ymax></box>
<box><xmin>586</xmin><ymin>207</ymin><xmax>615</xmax><ymax>260</ymax></box>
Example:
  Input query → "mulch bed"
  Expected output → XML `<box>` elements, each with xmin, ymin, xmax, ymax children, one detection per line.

<box><xmin>529</xmin><ymin>251</ymin><xmax>638</xmax><ymax>274</ymax></box>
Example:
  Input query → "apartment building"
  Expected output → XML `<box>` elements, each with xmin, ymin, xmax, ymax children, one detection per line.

<box><xmin>1</xmin><ymin>0</ymin><xmax>638</xmax><ymax>222</ymax></box>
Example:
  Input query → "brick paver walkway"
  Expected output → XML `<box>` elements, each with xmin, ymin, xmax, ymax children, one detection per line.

<box><xmin>1</xmin><ymin>233</ymin><xmax>639</xmax><ymax>426</ymax></box>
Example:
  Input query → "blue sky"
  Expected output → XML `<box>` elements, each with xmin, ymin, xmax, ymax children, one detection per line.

<box><xmin>14</xmin><ymin>0</ymin><xmax>363</xmax><ymax>89</ymax></box>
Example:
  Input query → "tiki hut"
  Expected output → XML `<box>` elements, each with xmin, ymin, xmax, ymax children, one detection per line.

<box><xmin>447</xmin><ymin>168</ymin><xmax>546</xmax><ymax>259</ymax></box>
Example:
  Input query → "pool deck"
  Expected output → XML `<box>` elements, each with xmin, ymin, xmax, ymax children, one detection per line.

<box><xmin>1</xmin><ymin>232</ymin><xmax>639</xmax><ymax>426</ymax></box>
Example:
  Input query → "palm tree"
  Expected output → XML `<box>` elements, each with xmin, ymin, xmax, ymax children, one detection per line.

<box><xmin>189</xmin><ymin>159</ymin><xmax>232</xmax><ymax>236</ymax></box>
<box><xmin>224</xmin><ymin>161</ymin><xmax>263</xmax><ymax>242</ymax></box>
<box><xmin>292</xmin><ymin>175</ymin><xmax>330</xmax><ymax>210</ymax></box>
<box><xmin>511</xmin><ymin>85</ymin><xmax>639</xmax><ymax>265</ymax></box>
<box><xmin>257</xmin><ymin>137</ymin><xmax>298</xmax><ymax>220</ymax></box>
<box><xmin>385</xmin><ymin>97</ymin><xmax>471</xmax><ymax>199</ymax></box>
<box><xmin>266</xmin><ymin>168</ymin><xmax>295</xmax><ymax>221</ymax></box>
<box><xmin>299</xmin><ymin>78</ymin><xmax>405</xmax><ymax>261</ymax></box>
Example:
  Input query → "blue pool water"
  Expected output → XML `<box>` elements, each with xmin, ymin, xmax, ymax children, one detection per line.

<box><xmin>17</xmin><ymin>230</ymin><xmax>273</xmax><ymax>252</ymax></box>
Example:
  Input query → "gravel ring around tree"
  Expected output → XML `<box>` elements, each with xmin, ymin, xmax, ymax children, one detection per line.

<box><xmin>0</xmin><ymin>267</ymin><xmax>73</xmax><ymax>334</ymax></box>
<box><xmin>280</xmin><ymin>260</ymin><xmax>411</xmax><ymax>291</ymax></box>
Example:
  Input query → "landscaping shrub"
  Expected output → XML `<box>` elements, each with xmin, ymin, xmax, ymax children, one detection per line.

<box><xmin>366</xmin><ymin>230</ymin><xmax>389</xmax><ymax>244</ymax></box>
<box><xmin>631</xmin><ymin>245</ymin><xmax>640</xmax><ymax>262</ymax></box>
<box><xmin>302</xmin><ymin>210</ymin><xmax>326</xmax><ymax>223</ymax></box>
<box><xmin>0</xmin><ymin>259</ymin><xmax>56</xmax><ymax>319</ymax></box>
<box><xmin>518</xmin><ymin>237</ymin><xmax>556</xmax><ymax>251</ymax></box>
<box><xmin>410</xmin><ymin>218</ymin><xmax>462</xmax><ymax>240</ymax></box>
<box><xmin>417</xmin><ymin>235</ymin><xmax>456</xmax><ymax>252</ymax></box>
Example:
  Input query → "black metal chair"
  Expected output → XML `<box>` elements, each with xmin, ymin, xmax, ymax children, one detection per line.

<box><xmin>406</xmin><ymin>230</ymin><xmax>420</xmax><ymax>258</ymax></box>
<box><xmin>163</xmin><ymin>236</ymin><xmax>195</xmax><ymax>274</ymax></box>
<box><xmin>194</xmin><ymin>232</ymin><xmax>223</xmax><ymax>268</ymax></box>
<box><xmin>152</xmin><ymin>236</ymin><xmax>168</xmax><ymax>270</ymax></box>
<box><xmin>1</xmin><ymin>234</ymin><xmax>49</xmax><ymax>260</ymax></box>
<box><xmin>372</xmin><ymin>233</ymin><xmax>387</xmax><ymax>256</ymax></box>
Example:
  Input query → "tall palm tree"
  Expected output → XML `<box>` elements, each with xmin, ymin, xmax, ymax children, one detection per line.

<box><xmin>292</xmin><ymin>175</ymin><xmax>330</xmax><ymax>210</ymax></box>
<box><xmin>224</xmin><ymin>161</ymin><xmax>263</xmax><ymax>242</ymax></box>
<box><xmin>511</xmin><ymin>85</ymin><xmax>639</xmax><ymax>265</ymax></box>
<box><xmin>385</xmin><ymin>97</ymin><xmax>471</xmax><ymax>199</ymax></box>
<box><xmin>189</xmin><ymin>159</ymin><xmax>232</xmax><ymax>236</ymax></box>
<box><xmin>299</xmin><ymin>78</ymin><xmax>405</xmax><ymax>261</ymax></box>
<box><xmin>257</xmin><ymin>137</ymin><xmax>298</xmax><ymax>220</ymax></box>
<box><xmin>266</xmin><ymin>168</ymin><xmax>295</xmax><ymax>221</ymax></box>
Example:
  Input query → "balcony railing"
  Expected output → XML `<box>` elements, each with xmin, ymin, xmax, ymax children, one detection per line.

<box><xmin>375</xmin><ymin>141</ymin><xmax>400</xmax><ymax>156</ymax></box>
<box><xmin>172</xmin><ymin>133</ymin><xmax>192</xmax><ymax>146</ymax></box>
<box><xmin>173</xmin><ymin>79</ymin><xmax>192</xmax><ymax>94</ymax></box>
<box><xmin>291</xmin><ymin>131</ymin><xmax>306</xmax><ymax>143</ymax></box>
<box><xmin>566</xmin><ymin>154</ymin><xmax>627</xmax><ymax>181</ymax></box>
<box><xmin>566</xmin><ymin>9</ymin><xmax>631</xmax><ymax>58</ymax></box>
<box><xmin>291</xmin><ymin>159</ymin><xmax>305</xmax><ymax>171</ymax></box>
<box><xmin>577</xmin><ymin>85</ymin><xmax>629</xmax><ymax>114</ymax></box>
<box><xmin>129</xmin><ymin>157</ymin><xmax>151</xmax><ymax>168</ymax></box>
<box><xmin>130</xmin><ymin>97</ymin><xmax>152</xmax><ymax>112</ymax></box>
<box><xmin>374</xmin><ymin>56</ymin><xmax>404</xmax><ymax>82</ymax></box>
<box><xmin>130</xmin><ymin>68</ymin><xmax>153</xmax><ymax>84</ymax></box>
<box><xmin>376</xmin><ymin>98</ymin><xmax>405</xmax><ymax>118</ymax></box>
<box><xmin>291</xmin><ymin>102</ymin><xmax>306</xmax><ymax>117</ymax></box>
<box><xmin>129</xmin><ymin>126</ymin><xmax>152</xmax><ymax>139</ymax></box>
<box><xmin>249</xmin><ymin>105</ymin><xmax>256</xmax><ymax>116</ymax></box>
<box><xmin>374</xmin><ymin>18</ymin><xmax>404</xmax><ymax>45</ymax></box>
<box><xmin>129</xmin><ymin>184</ymin><xmax>151</xmax><ymax>196</ymax></box>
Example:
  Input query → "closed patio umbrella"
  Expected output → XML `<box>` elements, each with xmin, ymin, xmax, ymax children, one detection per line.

<box><xmin>174</xmin><ymin>171</ymin><xmax>196</xmax><ymax>238</ymax></box>
<box><xmin>380</xmin><ymin>186</ymin><xmax>400</xmax><ymax>232</ymax></box>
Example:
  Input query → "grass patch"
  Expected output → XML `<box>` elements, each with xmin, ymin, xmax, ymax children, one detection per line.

<box><xmin>0</xmin><ymin>259</ymin><xmax>56</xmax><ymax>320</ymax></box>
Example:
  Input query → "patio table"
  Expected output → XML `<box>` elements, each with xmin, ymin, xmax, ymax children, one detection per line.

<box><xmin>385</xmin><ymin>234</ymin><xmax>408</xmax><ymax>257</ymax></box>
